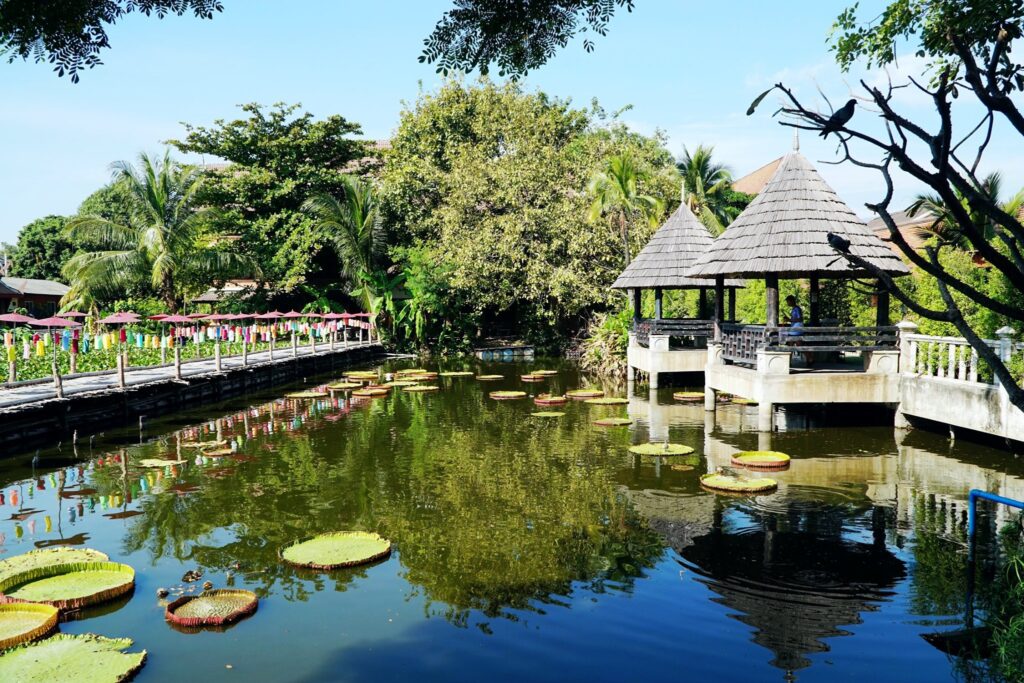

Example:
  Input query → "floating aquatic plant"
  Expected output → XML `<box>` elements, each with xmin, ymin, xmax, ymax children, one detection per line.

<box><xmin>180</xmin><ymin>440</ymin><xmax>226</xmax><ymax>449</ymax></box>
<box><xmin>285</xmin><ymin>391</ymin><xmax>328</xmax><ymax>399</ymax></box>
<box><xmin>138</xmin><ymin>459</ymin><xmax>186</xmax><ymax>468</ymax></box>
<box><xmin>489</xmin><ymin>391</ymin><xmax>526</xmax><ymax>400</ymax></box>
<box><xmin>0</xmin><ymin>603</ymin><xmax>58</xmax><ymax>650</ymax></box>
<box><xmin>584</xmin><ymin>397</ymin><xmax>628</xmax><ymax>405</ymax></box>
<box><xmin>0</xmin><ymin>634</ymin><xmax>146</xmax><ymax>682</ymax></box>
<box><xmin>476</xmin><ymin>375</ymin><xmax>504</xmax><ymax>381</ymax></box>
<box><xmin>395</xmin><ymin>369</ymin><xmax>427</xmax><ymax>375</ymax></box>
<box><xmin>531</xmin><ymin>370</ymin><xmax>558</xmax><ymax>376</ymax></box>
<box><xmin>593</xmin><ymin>417</ymin><xmax>632</xmax><ymax>427</ymax></box>
<box><xmin>345</xmin><ymin>371</ymin><xmax>379</xmax><ymax>379</ymax></box>
<box><xmin>731</xmin><ymin>397</ymin><xmax>758</xmax><ymax>406</ymax></box>
<box><xmin>165</xmin><ymin>589</ymin><xmax>258</xmax><ymax>628</ymax></box>
<box><xmin>280</xmin><ymin>532</ymin><xmax>392</xmax><ymax>570</ymax></box>
<box><xmin>382</xmin><ymin>380</ymin><xmax>417</xmax><ymax>388</ymax></box>
<box><xmin>0</xmin><ymin>549</ymin><xmax>108</xmax><ymax>585</ymax></box>
<box><xmin>0</xmin><ymin>562</ymin><xmax>135</xmax><ymax>611</ymax></box>
<box><xmin>327</xmin><ymin>382</ymin><xmax>361</xmax><ymax>391</ymax></box>
<box><xmin>700</xmin><ymin>473</ymin><xmax>778</xmax><ymax>494</ymax></box>
<box><xmin>534</xmin><ymin>394</ymin><xmax>568</xmax><ymax>406</ymax></box>
<box><xmin>730</xmin><ymin>451</ymin><xmax>790</xmax><ymax>470</ymax></box>
<box><xmin>531</xmin><ymin>411</ymin><xmax>565</xmax><ymax>418</ymax></box>
<box><xmin>628</xmin><ymin>443</ymin><xmax>695</xmax><ymax>456</ymax></box>
<box><xmin>403</xmin><ymin>385</ymin><xmax>439</xmax><ymax>393</ymax></box>
<box><xmin>201</xmin><ymin>448</ymin><xmax>234</xmax><ymax>458</ymax></box>
<box><xmin>520</xmin><ymin>374</ymin><xmax>546</xmax><ymax>382</ymax></box>
<box><xmin>352</xmin><ymin>387</ymin><xmax>389</xmax><ymax>398</ymax></box>
<box><xmin>439</xmin><ymin>371</ymin><xmax>474</xmax><ymax>377</ymax></box>
<box><xmin>670</xmin><ymin>464</ymin><xmax>695</xmax><ymax>472</ymax></box>
<box><xmin>567</xmin><ymin>389</ymin><xmax>604</xmax><ymax>399</ymax></box>
<box><xmin>672</xmin><ymin>391</ymin><xmax>704</xmax><ymax>402</ymax></box>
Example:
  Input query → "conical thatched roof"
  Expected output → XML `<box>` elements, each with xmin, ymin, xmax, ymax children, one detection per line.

<box><xmin>611</xmin><ymin>202</ymin><xmax>743</xmax><ymax>290</ymax></box>
<box><xmin>686</xmin><ymin>150</ymin><xmax>910</xmax><ymax>279</ymax></box>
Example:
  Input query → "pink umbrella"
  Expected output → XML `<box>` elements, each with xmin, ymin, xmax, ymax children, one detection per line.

<box><xmin>97</xmin><ymin>312</ymin><xmax>140</xmax><ymax>325</ymax></box>
<box><xmin>203</xmin><ymin>313</ymin><xmax>233</xmax><ymax>322</ymax></box>
<box><xmin>58</xmin><ymin>310</ymin><xmax>88</xmax><ymax>319</ymax></box>
<box><xmin>161</xmin><ymin>314</ymin><xmax>195</xmax><ymax>324</ymax></box>
<box><xmin>149</xmin><ymin>314</ymin><xmax>169</xmax><ymax>321</ymax></box>
<box><xmin>187</xmin><ymin>313</ymin><xmax>207</xmax><ymax>319</ymax></box>
<box><xmin>29</xmin><ymin>316</ymin><xmax>81</xmax><ymax>328</ymax></box>
<box><xmin>321</xmin><ymin>312</ymin><xmax>346</xmax><ymax>320</ymax></box>
<box><xmin>0</xmin><ymin>312</ymin><xmax>37</xmax><ymax>324</ymax></box>
<box><xmin>282</xmin><ymin>311</ymin><xmax>305</xmax><ymax>319</ymax></box>
<box><xmin>255</xmin><ymin>311</ymin><xmax>283</xmax><ymax>320</ymax></box>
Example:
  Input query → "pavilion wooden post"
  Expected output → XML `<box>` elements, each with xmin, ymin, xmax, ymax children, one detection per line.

<box><xmin>809</xmin><ymin>277</ymin><xmax>820</xmax><ymax>326</ymax></box>
<box><xmin>876</xmin><ymin>280</ymin><xmax>891</xmax><ymax>326</ymax></box>
<box><xmin>727</xmin><ymin>288</ymin><xmax>736</xmax><ymax>322</ymax></box>
<box><xmin>765</xmin><ymin>275</ymin><xmax>779</xmax><ymax>327</ymax></box>
<box><xmin>654</xmin><ymin>287</ymin><xmax>663</xmax><ymax>320</ymax></box>
<box><xmin>713</xmin><ymin>277</ymin><xmax>725</xmax><ymax>342</ymax></box>
<box><xmin>632</xmin><ymin>288</ymin><xmax>642</xmax><ymax>322</ymax></box>
<box><xmin>697</xmin><ymin>288</ymin><xmax>707</xmax><ymax>320</ymax></box>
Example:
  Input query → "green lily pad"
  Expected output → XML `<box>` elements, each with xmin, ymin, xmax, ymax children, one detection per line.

<box><xmin>531</xmin><ymin>411</ymin><xmax>565</xmax><ymax>418</ymax></box>
<box><xmin>567</xmin><ymin>389</ymin><xmax>604</xmax><ymax>399</ymax></box>
<box><xmin>202</xmin><ymin>448</ymin><xmax>233</xmax><ymax>457</ymax></box>
<box><xmin>327</xmin><ymin>382</ymin><xmax>362</xmax><ymax>391</ymax></box>
<box><xmin>352</xmin><ymin>387</ymin><xmax>389</xmax><ymax>397</ymax></box>
<box><xmin>0</xmin><ymin>634</ymin><xmax>146</xmax><ymax>682</ymax></box>
<box><xmin>628</xmin><ymin>443</ymin><xmax>695</xmax><ymax>456</ymax></box>
<box><xmin>700</xmin><ymin>473</ymin><xmax>778</xmax><ymax>494</ymax></box>
<box><xmin>521</xmin><ymin>374</ymin><xmax>547</xmax><ymax>381</ymax></box>
<box><xmin>490</xmin><ymin>391</ymin><xmax>526</xmax><ymax>400</ymax></box>
<box><xmin>382</xmin><ymin>380</ymin><xmax>417</xmax><ymax>388</ymax></box>
<box><xmin>439</xmin><ymin>371</ymin><xmax>474</xmax><ymax>377</ymax></box>
<box><xmin>165</xmin><ymin>589</ymin><xmax>258</xmax><ymax>628</ymax></box>
<box><xmin>0</xmin><ymin>603</ymin><xmax>59</xmax><ymax>650</ymax></box>
<box><xmin>285</xmin><ymin>391</ymin><xmax>328</xmax><ymax>399</ymax></box>
<box><xmin>403</xmin><ymin>385</ymin><xmax>439</xmax><ymax>392</ymax></box>
<box><xmin>534</xmin><ymin>394</ymin><xmax>568</xmax><ymax>406</ymax></box>
<box><xmin>670</xmin><ymin>464</ymin><xmax>695</xmax><ymax>472</ymax></box>
<box><xmin>395</xmin><ymin>368</ymin><xmax>428</xmax><ymax>375</ymax></box>
<box><xmin>584</xmin><ymin>397</ymin><xmax>629</xmax><ymax>405</ymax></box>
<box><xmin>180</xmin><ymin>440</ymin><xmax>226</xmax><ymax>449</ymax></box>
<box><xmin>593</xmin><ymin>417</ymin><xmax>632</xmax><ymax>427</ymax></box>
<box><xmin>731</xmin><ymin>397</ymin><xmax>758</xmax><ymax>405</ymax></box>
<box><xmin>673</xmin><ymin>391</ymin><xmax>705</xmax><ymax>402</ymax></box>
<box><xmin>0</xmin><ymin>549</ymin><xmax>108</xmax><ymax>584</ymax></box>
<box><xmin>476</xmin><ymin>375</ymin><xmax>504</xmax><ymax>381</ymax></box>
<box><xmin>531</xmin><ymin>370</ymin><xmax>559</xmax><ymax>376</ymax></box>
<box><xmin>731</xmin><ymin>451</ymin><xmax>791</xmax><ymax>470</ymax></box>
<box><xmin>138</xmin><ymin>458</ymin><xmax>186</xmax><ymax>468</ymax></box>
<box><xmin>280</xmin><ymin>532</ymin><xmax>392</xmax><ymax>569</ymax></box>
<box><xmin>0</xmin><ymin>562</ymin><xmax>135</xmax><ymax>611</ymax></box>
<box><xmin>345</xmin><ymin>371</ymin><xmax>380</xmax><ymax>379</ymax></box>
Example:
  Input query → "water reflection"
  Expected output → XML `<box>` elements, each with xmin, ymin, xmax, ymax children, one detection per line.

<box><xmin>0</xmin><ymin>367</ymin><xmax>1020</xmax><ymax>681</ymax></box>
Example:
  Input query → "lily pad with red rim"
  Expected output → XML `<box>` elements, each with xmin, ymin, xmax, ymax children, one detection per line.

<box><xmin>0</xmin><ymin>549</ymin><xmax>109</xmax><ymax>585</ymax></box>
<box><xmin>593</xmin><ymin>417</ymin><xmax>632</xmax><ymax>427</ymax></box>
<box><xmin>490</xmin><ymin>391</ymin><xmax>527</xmax><ymax>400</ymax></box>
<box><xmin>403</xmin><ymin>385</ymin><xmax>439</xmax><ymax>393</ymax></box>
<box><xmin>531</xmin><ymin>411</ymin><xmax>565</xmax><ymax>418</ymax></box>
<box><xmin>0</xmin><ymin>634</ymin><xmax>146</xmax><ymax>681</ymax></box>
<box><xmin>673</xmin><ymin>391</ymin><xmax>704</xmax><ymax>403</ymax></box>
<box><xmin>0</xmin><ymin>561</ymin><xmax>136</xmax><ymax>611</ymax></box>
<box><xmin>534</xmin><ymin>395</ymin><xmax>568</xmax><ymax>406</ymax></box>
<box><xmin>730</xmin><ymin>451</ymin><xmax>791</xmax><ymax>470</ymax></box>
<box><xmin>476</xmin><ymin>375</ymin><xmax>504</xmax><ymax>381</ymax></box>
<box><xmin>165</xmin><ymin>589</ymin><xmax>258</xmax><ymax>628</ymax></box>
<box><xmin>567</xmin><ymin>389</ymin><xmax>604</xmax><ymax>399</ymax></box>
<box><xmin>352</xmin><ymin>387</ymin><xmax>389</xmax><ymax>398</ymax></box>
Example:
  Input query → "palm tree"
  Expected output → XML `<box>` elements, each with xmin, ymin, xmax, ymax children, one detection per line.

<box><xmin>676</xmin><ymin>145</ymin><xmax>745</xmax><ymax>235</ymax></box>
<box><xmin>907</xmin><ymin>172</ymin><xmax>1024</xmax><ymax>250</ymax></box>
<box><xmin>587</xmin><ymin>154</ymin><xmax>664</xmax><ymax>266</ymax></box>
<box><xmin>63</xmin><ymin>151</ymin><xmax>255</xmax><ymax>312</ymax></box>
<box><xmin>302</xmin><ymin>175</ymin><xmax>381</xmax><ymax>311</ymax></box>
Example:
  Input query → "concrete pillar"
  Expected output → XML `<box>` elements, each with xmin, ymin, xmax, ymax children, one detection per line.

<box><xmin>757</xmin><ymin>431</ymin><xmax>773</xmax><ymax>452</ymax></box>
<box><xmin>174</xmin><ymin>347</ymin><xmax>182</xmax><ymax>380</ymax></box>
<box><xmin>116</xmin><ymin>354</ymin><xmax>126</xmax><ymax>389</ymax></box>
<box><xmin>704</xmin><ymin>387</ymin><xmax>717</xmax><ymax>412</ymax></box>
<box><xmin>894</xmin><ymin>407</ymin><xmax>911</xmax><ymax>430</ymax></box>
<box><xmin>758</xmin><ymin>402</ymin><xmax>774</xmax><ymax>432</ymax></box>
<box><xmin>291</xmin><ymin>332</ymin><xmax>298</xmax><ymax>358</ymax></box>
<box><xmin>896</xmin><ymin>320</ymin><xmax>919</xmax><ymax>373</ymax></box>
<box><xmin>214</xmin><ymin>340</ymin><xmax>222</xmax><ymax>373</ymax></box>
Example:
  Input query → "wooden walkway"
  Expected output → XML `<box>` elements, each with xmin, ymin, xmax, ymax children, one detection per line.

<box><xmin>0</xmin><ymin>341</ymin><xmax>380</xmax><ymax>410</ymax></box>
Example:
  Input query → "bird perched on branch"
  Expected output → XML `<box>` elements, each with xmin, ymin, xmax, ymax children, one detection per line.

<box><xmin>827</xmin><ymin>232</ymin><xmax>851</xmax><ymax>253</ymax></box>
<box><xmin>819</xmin><ymin>99</ymin><xmax>856</xmax><ymax>137</ymax></box>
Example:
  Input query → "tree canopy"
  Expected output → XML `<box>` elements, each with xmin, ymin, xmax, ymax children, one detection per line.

<box><xmin>0</xmin><ymin>0</ymin><xmax>223</xmax><ymax>82</ymax></box>
<box><xmin>8</xmin><ymin>215</ymin><xmax>72</xmax><ymax>281</ymax></box>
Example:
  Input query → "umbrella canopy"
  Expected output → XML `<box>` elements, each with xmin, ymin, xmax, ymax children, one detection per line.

<box><xmin>161</xmin><ymin>314</ymin><xmax>195</xmax><ymax>324</ymax></box>
<box><xmin>97</xmin><ymin>312</ymin><xmax>140</xmax><ymax>325</ymax></box>
<box><xmin>282</xmin><ymin>311</ymin><xmax>306</xmax><ymax>319</ymax></box>
<box><xmin>255</xmin><ymin>311</ymin><xmax>283</xmax><ymax>320</ymax></box>
<box><xmin>149</xmin><ymin>314</ymin><xmax>169</xmax><ymax>321</ymax></box>
<box><xmin>0</xmin><ymin>312</ymin><xmax>37</xmax><ymax>324</ymax></box>
<box><xmin>29</xmin><ymin>316</ymin><xmax>81</xmax><ymax>328</ymax></box>
<box><xmin>321</xmin><ymin>312</ymin><xmax>346</xmax><ymax>320</ymax></box>
<box><xmin>187</xmin><ymin>313</ymin><xmax>207</xmax><ymax>319</ymax></box>
<box><xmin>203</xmin><ymin>314</ymin><xmax>233</xmax><ymax>322</ymax></box>
<box><xmin>58</xmin><ymin>310</ymin><xmax>88</xmax><ymax>319</ymax></box>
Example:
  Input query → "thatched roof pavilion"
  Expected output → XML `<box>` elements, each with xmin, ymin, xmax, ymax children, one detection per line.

<box><xmin>685</xmin><ymin>138</ymin><xmax>909</xmax><ymax>326</ymax></box>
<box><xmin>612</xmin><ymin>200</ymin><xmax>741</xmax><ymax>322</ymax></box>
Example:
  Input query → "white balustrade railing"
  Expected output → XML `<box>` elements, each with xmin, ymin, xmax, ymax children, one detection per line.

<box><xmin>903</xmin><ymin>328</ymin><xmax>1018</xmax><ymax>386</ymax></box>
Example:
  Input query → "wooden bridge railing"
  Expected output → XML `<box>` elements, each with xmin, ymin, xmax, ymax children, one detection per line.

<box><xmin>721</xmin><ymin>324</ymin><xmax>899</xmax><ymax>366</ymax></box>
<box><xmin>634</xmin><ymin>318</ymin><xmax>714</xmax><ymax>348</ymax></box>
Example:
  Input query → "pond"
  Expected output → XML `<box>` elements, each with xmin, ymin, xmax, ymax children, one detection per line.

<box><xmin>0</xmin><ymin>360</ymin><xmax>1020</xmax><ymax>682</ymax></box>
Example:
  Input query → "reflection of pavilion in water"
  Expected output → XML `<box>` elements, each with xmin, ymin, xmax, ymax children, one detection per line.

<box><xmin>620</xmin><ymin>390</ymin><xmax>1024</xmax><ymax>677</ymax></box>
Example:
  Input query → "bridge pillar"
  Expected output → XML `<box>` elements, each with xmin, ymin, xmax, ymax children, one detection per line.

<box><xmin>648</xmin><ymin>334</ymin><xmax>670</xmax><ymax>390</ymax></box>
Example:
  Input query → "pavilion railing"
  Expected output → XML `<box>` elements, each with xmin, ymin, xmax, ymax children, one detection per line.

<box><xmin>720</xmin><ymin>324</ymin><xmax>899</xmax><ymax>366</ymax></box>
<box><xmin>634</xmin><ymin>318</ymin><xmax>714</xmax><ymax>348</ymax></box>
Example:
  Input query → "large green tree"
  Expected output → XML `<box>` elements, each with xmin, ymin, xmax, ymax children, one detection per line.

<box><xmin>586</xmin><ymin>153</ymin><xmax>664</xmax><ymax>265</ymax></box>
<box><xmin>677</xmin><ymin>145</ymin><xmax>752</xmax><ymax>236</ymax></box>
<box><xmin>169</xmin><ymin>103</ymin><xmax>370</xmax><ymax>288</ymax></box>
<box><xmin>9</xmin><ymin>215</ymin><xmax>73</xmax><ymax>281</ymax></box>
<box><xmin>64</xmin><ymin>151</ymin><xmax>254</xmax><ymax>311</ymax></box>
<box><xmin>378</xmin><ymin>79</ymin><xmax>678</xmax><ymax>350</ymax></box>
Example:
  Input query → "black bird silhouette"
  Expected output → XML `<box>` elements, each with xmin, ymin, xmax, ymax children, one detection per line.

<box><xmin>827</xmin><ymin>232</ymin><xmax>851</xmax><ymax>253</ymax></box>
<box><xmin>819</xmin><ymin>99</ymin><xmax>856</xmax><ymax>137</ymax></box>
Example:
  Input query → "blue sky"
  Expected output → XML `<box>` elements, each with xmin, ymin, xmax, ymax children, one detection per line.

<box><xmin>2</xmin><ymin>0</ymin><xmax>1021</xmax><ymax>244</ymax></box>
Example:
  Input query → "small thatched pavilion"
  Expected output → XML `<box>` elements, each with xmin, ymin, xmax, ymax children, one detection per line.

<box><xmin>612</xmin><ymin>199</ymin><xmax>742</xmax><ymax>339</ymax></box>
<box><xmin>686</xmin><ymin>137</ymin><xmax>908</xmax><ymax>334</ymax></box>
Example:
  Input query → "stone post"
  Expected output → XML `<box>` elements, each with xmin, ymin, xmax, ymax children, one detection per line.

<box><xmin>648</xmin><ymin>334</ymin><xmax>670</xmax><ymax>389</ymax></box>
<box><xmin>996</xmin><ymin>327</ymin><xmax>1016</xmax><ymax>436</ymax></box>
<box><xmin>52</xmin><ymin>360</ymin><xmax>64</xmax><ymax>399</ymax></box>
<box><xmin>310</xmin><ymin>325</ymin><xmax>317</xmax><ymax>354</ymax></box>
<box><xmin>704</xmin><ymin>342</ymin><xmax>724</xmax><ymax>412</ymax></box>
<box><xmin>896</xmin><ymin>320</ymin><xmax>919</xmax><ymax>374</ymax></box>
<box><xmin>291</xmin><ymin>331</ymin><xmax>298</xmax><ymax>358</ymax></box>
<box><xmin>116</xmin><ymin>353</ymin><xmax>126</xmax><ymax>389</ymax></box>
<box><xmin>174</xmin><ymin>347</ymin><xmax>182</xmax><ymax>380</ymax></box>
<box><xmin>214</xmin><ymin>339</ymin><xmax>222</xmax><ymax>373</ymax></box>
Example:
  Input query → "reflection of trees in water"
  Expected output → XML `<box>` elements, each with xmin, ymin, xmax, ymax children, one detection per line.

<box><xmin>679</xmin><ymin>500</ymin><xmax>906</xmax><ymax>675</ymax></box>
<box><xmin>102</xmin><ymin>382</ymin><xmax>664</xmax><ymax>623</ymax></box>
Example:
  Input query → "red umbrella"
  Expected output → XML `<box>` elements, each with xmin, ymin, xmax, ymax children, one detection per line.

<box><xmin>0</xmin><ymin>312</ymin><xmax>37</xmax><ymax>324</ymax></box>
<box><xmin>187</xmin><ymin>313</ymin><xmax>207</xmax><ymax>319</ymax></box>
<box><xmin>97</xmin><ymin>312</ymin><xmax>140</xmax><ymax>325</ymax></box>
<box><xmin>29</xmin><ymin>316</ymin><xmax>81</xmax><ymax>328</ymax></box>
<box><xmin>161</xmin><ymin>314</ymin><xmax>195</xmax><ymax>324</ymax></box>
<box><xmin>149</xmin><ymin>314</ymin><xmax>169</xmax><ymax>321</ymax></box>
<box><xmin>58</xmin><ymin>310</ymin><xmax>88</xmax><ymax>319</ymax></box>
<box><xmin>255</xmin><ymin>311</ymin><xmax>283</xmax><ymax>320</ymax></box>
<box><xmin>282</xmin><ymin>311</ymin><xmax>306</xmax><ymax>319</ymax></box>
<box><xmin>203</xmin><ymin>313</ymin><xmax>232</xmax><ymax>322</ymax></box>
<box><xmin>321</xmin><ymin>312</ymin><xmax>346</xmax><ymax>320</ymax></box>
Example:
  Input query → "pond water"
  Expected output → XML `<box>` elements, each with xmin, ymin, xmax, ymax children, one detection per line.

<box><xmin>0</xmin><ymin>360</ymin><xmax>1021</xmax><ymax>682</ymax></box>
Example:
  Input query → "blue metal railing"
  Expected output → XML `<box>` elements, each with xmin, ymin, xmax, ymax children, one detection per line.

<box><xmin>968</xmin><ymin>489</ymin><xmax>1024</xmax><ymax>539</ymax></box>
